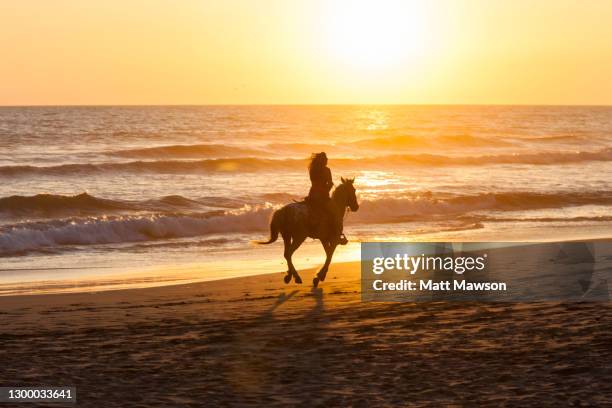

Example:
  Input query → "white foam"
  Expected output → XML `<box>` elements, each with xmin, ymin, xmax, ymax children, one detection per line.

<box><xmin>0</xmin><ymin>205</ymin><xmax>275</xmax><ymax>255</ymax></box>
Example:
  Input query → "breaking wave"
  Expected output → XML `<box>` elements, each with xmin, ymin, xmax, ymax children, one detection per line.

<box><xmin>0</xmin><ymin>192</ymin><xmax>288</xmax><ymax>218</ymax></box>
<box><xmin>0</xmin><ymin>193</ymin><xmax>210</xmax><ymax>217</ymax></box>
<box><xmin>0</xmin><ymin>206</ymin><xmax>275</xmax><ymax>256</ymax></box>
<box><xmin>348</xmin><ymin>191</ymin><xmax>612</xmax><ymax>224</ymax></box>
<box><xmin>2</xmin><ymin>190</ymin><xmax>611</xmax><ymax>256</ymax></box>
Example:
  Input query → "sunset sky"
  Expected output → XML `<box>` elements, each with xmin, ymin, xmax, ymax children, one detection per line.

<box><xmin>1</xmin><ymin>0</ymin><xmax>612</xmax><ymax>105</ymax></box>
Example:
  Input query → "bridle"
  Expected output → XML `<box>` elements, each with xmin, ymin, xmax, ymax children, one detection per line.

<box><xmin>334</xmin><ymin>182</ymin><xmax>357</xmax><ymax>221</ymax></box>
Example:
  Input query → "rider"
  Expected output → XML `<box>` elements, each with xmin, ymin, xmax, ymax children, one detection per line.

<box><xmin>306</xmin><ymin>152</ymin><xmax>348</xmax><ymax>245</ymax></box>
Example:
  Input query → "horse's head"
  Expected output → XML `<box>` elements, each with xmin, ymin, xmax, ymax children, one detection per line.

<box><xmin>336</xmin><ymin>177</ymin><xmax>359</xmax><ymax>212</ymax></box>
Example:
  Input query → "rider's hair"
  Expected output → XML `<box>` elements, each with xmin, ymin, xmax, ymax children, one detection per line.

<box><xmin>309</xmin><ymin>152</ymin><xmax>327</xmax><ymax>172</ymax></box>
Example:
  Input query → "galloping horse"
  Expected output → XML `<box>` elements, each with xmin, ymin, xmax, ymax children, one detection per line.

<box><xmin>257</xmin><ymin>178</ymin><xmax>359</xmax><ymax>287</ymax></box>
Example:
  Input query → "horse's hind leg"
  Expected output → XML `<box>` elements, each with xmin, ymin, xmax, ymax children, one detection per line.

<box><xmin>285</xmin><ymin>235</ymin><xmax>306</xmax><ymax>284</ymax></box>
<box><xmin>282</xmin><ymin>233</ymin><xmax>293</xmax><ymax>284</ymax></box>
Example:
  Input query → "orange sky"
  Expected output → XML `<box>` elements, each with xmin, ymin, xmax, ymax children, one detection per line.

<box><xmin>1</xmin><ymin>0</ymin><xmax>612</xmax><ymax>105</ymax></box>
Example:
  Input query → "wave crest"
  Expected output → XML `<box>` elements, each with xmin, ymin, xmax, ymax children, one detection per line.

<box><xmin>350</xmin><ymin>191</ymin><xmax>612</xmax><ymax>223</ymax></box>
<box><xmin>0</xmin><ymin>193</ymin><xmax>133</xmax><ymax>216</ymax></box>
<box><xmin>0</xmin><ymin>193</ymin><xmax>210</xmax><ymax>217</ymax></box>
<box><xmin>2</xmin><ymin>190</ymin><xmax>611</xmax><ymax>256</ymax></box>
<box><xmin>0</xmin><ymin>206</ymin><xmax>275</xmax><ymax>256</ymax></box>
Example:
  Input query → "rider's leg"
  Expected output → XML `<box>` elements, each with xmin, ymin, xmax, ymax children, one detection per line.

<box><xmin>325</xmin><ymin>200</ymin><xmax>347</xmax><ymax>245</ymax></box>
<box><xmin>323</xmin><ymin>200</ymin><xmax>339</xmax><ymax>244</ymax></box>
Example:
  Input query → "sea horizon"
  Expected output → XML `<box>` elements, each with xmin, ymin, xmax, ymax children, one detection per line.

<box><xmin>2</xmin><ymin>103</ymin><xmax>612</xmax><ymax>107</ymax></box>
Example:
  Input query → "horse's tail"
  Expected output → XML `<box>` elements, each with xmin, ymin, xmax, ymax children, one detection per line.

<box><xmin>254</xmin><ymin>209</ymin><xmax>282</xmax><ymax>245</ymax></box>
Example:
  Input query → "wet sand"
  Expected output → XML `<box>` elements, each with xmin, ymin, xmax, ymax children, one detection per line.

<box><xmin>1</xmin><ymin>262</ymin><xmax>610</xmax><ymax>407</ymax></box>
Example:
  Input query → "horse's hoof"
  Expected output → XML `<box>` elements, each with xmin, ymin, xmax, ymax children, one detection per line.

<box><xmin>313</xmin><ymin>277</ymin><xmax>319</xmax><ymax>287</ymax></box>
<box><xmin>283</xmin><ymin>274</ymin><xmax>291</xmax><ymax>284</ymax></box>
<box><xmin>295</xmin><ymin>276</ymin><xmax>303</xmax><ymax>284</ymax></box>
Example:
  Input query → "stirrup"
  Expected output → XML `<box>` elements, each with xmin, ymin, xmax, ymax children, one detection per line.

<box><xmin>339</xmin><ymin>234</ymin><xmax>348</xmax><ymax>245</ymax></box>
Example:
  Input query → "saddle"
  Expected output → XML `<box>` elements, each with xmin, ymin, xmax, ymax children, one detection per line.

<box><xmin>299</xmin><ymin>197</ymin><xmax>347</xmax><ymax>244</ymax></box>
<box><xmin>300</xmin><ymin>197</ymin><xmax>327</xmax><ymax>238</ymax></box>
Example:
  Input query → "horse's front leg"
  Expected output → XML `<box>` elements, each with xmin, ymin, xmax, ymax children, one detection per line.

<box><xmin>314</xmin><ymin>241</ymin><xmax>337</xmax><ymax>286</ymax></box>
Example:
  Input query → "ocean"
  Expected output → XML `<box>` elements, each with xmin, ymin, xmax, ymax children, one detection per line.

<box><xmin>1</xmin><ymin>105</ymin><xmax>611</xmax><ymax>294</ymax></box>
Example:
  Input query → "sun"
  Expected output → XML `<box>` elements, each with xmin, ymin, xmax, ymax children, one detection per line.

<box><xmin>323</xmin><ymin>0</ymin><xmax>429</xmax><ymax>72</ymax></box>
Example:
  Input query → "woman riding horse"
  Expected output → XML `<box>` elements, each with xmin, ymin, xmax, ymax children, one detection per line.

<box><xmin>256</xmin><ymin>165</ymin><xmax>358</xmax><ymax>285</ymax></box>
<box><xmin>307</xmin><ymin>152</ymin><xmax>348</xmax><ymax>245</ymax></box>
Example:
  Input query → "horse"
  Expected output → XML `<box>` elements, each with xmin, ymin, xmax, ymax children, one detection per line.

<box><xmin>256</xmin><ymin>177</ymin><xmax>359</xmax><ymax>287</ymax></box>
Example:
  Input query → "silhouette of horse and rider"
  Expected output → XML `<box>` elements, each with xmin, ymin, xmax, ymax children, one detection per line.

<box><xmin>257</xmin><ymin>152</ymin><xmax>359</xmax><ymax>287</ymax></box>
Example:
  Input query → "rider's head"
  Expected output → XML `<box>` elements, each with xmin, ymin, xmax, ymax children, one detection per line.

<box><xmin>309</xmin><ymin>152</ymin><xmax>328</xmax><ymax>171</ymax></box>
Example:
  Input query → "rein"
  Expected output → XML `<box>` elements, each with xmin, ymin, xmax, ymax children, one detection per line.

<box><xmin>333</xmin><ymin>187</ymin><xmax>350</xmax><ymax>222</ymax></box>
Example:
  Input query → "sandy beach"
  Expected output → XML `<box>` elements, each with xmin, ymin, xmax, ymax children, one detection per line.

<box><xmin>1</xmin><ymin>261</ymin><xmax>610</xmax><ymax>407</ymax></box>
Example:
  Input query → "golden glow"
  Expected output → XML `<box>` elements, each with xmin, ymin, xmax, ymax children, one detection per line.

<box><xmin>1</xmin><ymin>0</ymin><xmax>612</xmax><ymax>105</ymax></box>
<box><xmin>323</xmin><ymin>0</ymin><xmax>428</xmax><ymax>72</ymax></box>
